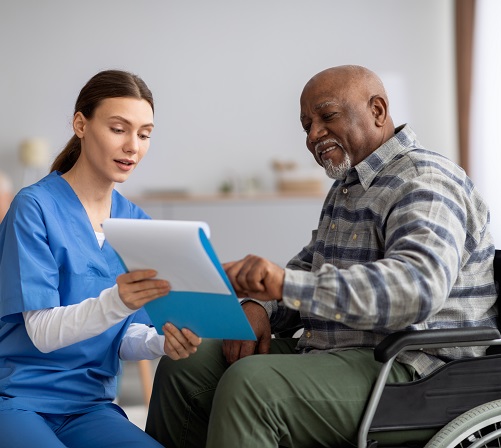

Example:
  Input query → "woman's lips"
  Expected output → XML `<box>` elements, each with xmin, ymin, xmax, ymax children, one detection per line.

<box><xmin>114</xmin><ymin>159</ymin><xmax>135</xmax><ymax>171</ymax></box>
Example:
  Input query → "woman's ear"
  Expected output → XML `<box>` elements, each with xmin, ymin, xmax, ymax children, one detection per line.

<box><xmin>73</xmin><ymin>112</ymin><xmax>86</xmax><ymax>138</ymax></box>
<box><xmin>370</xmin><ymin>95</ymin><xmax>388</xmax><ymax>127</ymax></box>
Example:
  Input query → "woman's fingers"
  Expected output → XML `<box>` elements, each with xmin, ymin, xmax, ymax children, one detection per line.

<box><xmin>163</xmin><ymin>323</ymin><xmax>202</xmax><ymax>360</ymax></box>
<box><xmin>122</xmin><ymin>269</ymin><xmax>158</xmax><ymax>282</ymax></box>
<box><xmin>181</xmin><ymin>328</ymin><xmax>203</xmax><ymax>346</ymax></box>
<box><xmin>117</xmin><ymin>270</ymin><xmax>170</xmax><ymax>309</ymax></box>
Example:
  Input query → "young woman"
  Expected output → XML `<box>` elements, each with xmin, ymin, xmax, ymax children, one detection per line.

<box><xmin>0</xmin><ymin>70</ymin><xmax>201</xmax><ymax>447</ymax></box>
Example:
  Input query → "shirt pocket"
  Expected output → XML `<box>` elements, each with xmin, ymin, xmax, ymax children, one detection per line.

<box><xmin>331</xmin><ymin>229</ymin><xmax>374</xmax><ymax>264</ymax></box>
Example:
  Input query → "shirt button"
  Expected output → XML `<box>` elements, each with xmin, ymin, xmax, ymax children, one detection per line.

<box><xmin>305</xmin><ymin>331</ymin><xmax>312</xmax><ymax>338</ymax></box>
<box><xmin>335</xmin><ymin>313</ymin><xmax>342</xmax><ymax>320</ymax></box>
<box><xmin>331</xmin><ymin>223</ymin><xmax>336</xmax><ymax>230</ymax></box>
<box><xmin>292</xmin><ymin>299</ymin><xmax>301</xmax><ymax>308</ymax></box>
<box><xmin>342</xmin><ymin>188</ymin><xmax>348</xmax><ymax>194</ymax></box>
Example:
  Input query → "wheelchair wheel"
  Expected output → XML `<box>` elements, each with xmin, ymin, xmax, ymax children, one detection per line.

<box><xmin>425</xmin><ymin>399</ymin><xmax>501</xmax><ymax>447</ymax></box>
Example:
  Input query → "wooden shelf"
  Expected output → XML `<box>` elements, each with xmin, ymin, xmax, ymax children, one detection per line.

<box><xmin>130</xmin><ymin>191</ymin><xmax>325</xmax><ymax>204</ymax></box>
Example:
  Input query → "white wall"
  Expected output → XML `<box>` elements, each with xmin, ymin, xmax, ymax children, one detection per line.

<box><xmin>469</xmin><ymin>0</ymin><xmax>501</xmax><ymax>247</ymax></box>
<box><xmin>0</xmin><ymin>0</ymin><xmax>457</xmax><ymax>196</ymax></box>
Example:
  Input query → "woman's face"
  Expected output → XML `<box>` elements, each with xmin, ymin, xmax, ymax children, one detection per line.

<box><xmin>74</xmin><ymin>97</ymin><xmax>154</xmax><ymax>184</ymax></box>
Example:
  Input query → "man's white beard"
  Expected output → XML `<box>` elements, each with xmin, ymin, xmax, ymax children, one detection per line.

<box><xmin>323</xmin><ymin>150</ymin><xmax>351</xmax><ymax>180</ymax></box>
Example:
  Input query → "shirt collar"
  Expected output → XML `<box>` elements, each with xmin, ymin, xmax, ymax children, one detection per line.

<box><xmin>351</xmin><ymin>124</ymin><xmax>422</xmax><ymax>190</ymax></box>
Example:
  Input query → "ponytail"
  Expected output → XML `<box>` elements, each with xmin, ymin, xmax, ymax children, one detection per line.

<box><xmin>50</xmin><ymin>135</ymin><xmax>81</xmax><ymax>174</ymax></box>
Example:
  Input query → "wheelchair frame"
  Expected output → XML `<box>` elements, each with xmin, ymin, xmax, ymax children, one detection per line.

<box><xmin>358</xmin><ymin>249</ymin><xmax>501</xmax><ymax>447</ymax></box>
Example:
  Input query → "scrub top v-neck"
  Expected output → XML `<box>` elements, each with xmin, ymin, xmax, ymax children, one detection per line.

<box><xmin>0</xmin><ymin>171</ymin><xmax>151</xmax><ymax>414</ymax></box>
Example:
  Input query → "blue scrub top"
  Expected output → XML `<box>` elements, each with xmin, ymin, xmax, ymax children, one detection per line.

<box><xmin>0</xmin><ymin>171</ymin><xmax>151</xmax><ymax>414</ymax></box>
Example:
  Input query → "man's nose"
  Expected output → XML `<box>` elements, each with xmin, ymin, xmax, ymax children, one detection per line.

<box><xmin>308</xmin><ymin>122</ymin><xmax>328</xmax><ymax>145</ymax></box>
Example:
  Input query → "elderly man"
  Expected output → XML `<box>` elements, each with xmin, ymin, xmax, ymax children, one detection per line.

<box><xmin>146</xmin><ymin>65</ymin><xmax>497</xmax><ymax>447</ymax></box>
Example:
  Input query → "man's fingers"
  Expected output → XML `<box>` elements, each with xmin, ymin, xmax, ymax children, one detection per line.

<box><xmin>257</xmin><ymin>334</ymin><xmax>271</xmax><ymax>354</ymax></box>
<box><xmin>222</xmin><ymin>340</ymin><xmax>238</xmax><ymax>364</ymax></box>
<box><xmin>238</xmin><ymin>340</ymin><xmax>257</xmax><ymax>359</ymax></box>
<box><xmin>222</xmin><ymin>261</ymin><xmax>237</xmax><ymax>270</ymax></box>
<box><xmin>225</xmin><ymin>255</ymin><xmax>266</xmax><ymax>294</ymax></box>
<box><xmin>239</xmin><ymin>258</ymin><xmax>267</xmax><ymax>292</ymax></box>
<box><xmin>223</xmin><ymin>339</ymin><xmax>256</xmax><ymax>364</ymax></box>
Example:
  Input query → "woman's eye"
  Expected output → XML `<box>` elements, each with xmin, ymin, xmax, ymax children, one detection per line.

<box><xmin>139</xmin><ymin>133</ymin><xmax>151</xmax><ymax>140</ymax></box>
<box><xmin>111</xmin><ymin>127</ymin><xmax>124</xmax><ymax>134</ymax></box>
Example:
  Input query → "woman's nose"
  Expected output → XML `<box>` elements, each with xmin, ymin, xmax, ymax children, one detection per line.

<box><xmin>124</xmin><ymin>134</ymin><xmax>139</xmax><ymax>154</ymax></box>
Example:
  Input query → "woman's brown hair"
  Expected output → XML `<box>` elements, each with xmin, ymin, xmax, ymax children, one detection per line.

<box><xmin>51</xmin><ymin>70</ymin><xmax>154</xmax><ymax>173</ymax></box>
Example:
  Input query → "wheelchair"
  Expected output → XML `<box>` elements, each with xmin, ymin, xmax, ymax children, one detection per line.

<box><xmin>357</xmin><ymin>249</ymin><xmax>501</xmax><ymax>447</ymax></box>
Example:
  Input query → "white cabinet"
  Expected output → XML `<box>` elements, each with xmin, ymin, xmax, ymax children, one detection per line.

<box><xmin>131</xmin><ymin>194</ymin><xmax>325</xmax><ymax>267</ymax></box>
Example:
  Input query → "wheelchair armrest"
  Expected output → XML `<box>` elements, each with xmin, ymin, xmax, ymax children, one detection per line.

<box><xmin>374</xmin><ymin>326</ymin><xmax>501</xmax><ymax>363</ymax></box>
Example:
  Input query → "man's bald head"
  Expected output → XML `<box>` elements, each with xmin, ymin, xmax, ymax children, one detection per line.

<box><xmin>300</xmin><ymin>65</ymin><xmax>395</xmax><ymax>178</ymax></box>
<box><xmin>301</xmin><ymin>65</ymin><xmax>389</xmax><ymax>113</ymax></box>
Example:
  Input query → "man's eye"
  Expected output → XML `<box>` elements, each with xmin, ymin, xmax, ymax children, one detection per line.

<box><xmin>323</xmin><ymin>112</ymin><xmax>336</xmax><ymax>120</ymax></box>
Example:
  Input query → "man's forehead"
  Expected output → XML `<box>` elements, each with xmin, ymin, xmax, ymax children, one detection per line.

<box><xmin>314</xmin><ymin>101</ymin><xmax>340</xmax><ymax>110</ymax></box>
<box><xmin>300</xmin><ymin>99</ymin><xmax>341</xmax><ymax>120</ymax></box>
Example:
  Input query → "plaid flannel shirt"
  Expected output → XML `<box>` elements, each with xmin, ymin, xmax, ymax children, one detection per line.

<box><xmin>262</xmin><ymin>124</ymin><xmax>497</xmax><ymax>377</ymax></box>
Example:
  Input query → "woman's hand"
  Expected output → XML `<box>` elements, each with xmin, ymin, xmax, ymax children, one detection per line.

<box><xmin>117</xmin><ymin>269</ymin><xmax>170</xmax><ymax>310</ymax></box>
<box><xmin>163</xmin><ymin>323</ymin><xmax>202</xmax><ymax>360</ymax></box>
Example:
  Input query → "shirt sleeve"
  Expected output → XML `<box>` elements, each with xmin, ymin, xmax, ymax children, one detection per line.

<box><xmin>23</xmin><ymin>285</ymin><xmax>135</xmax><ymax>353</ymax></box>
<box><xmin>238</xmin><ymin>228</ymin><xmax>318</xmax><ymax>334</ymax></box>
<box><xmin>119</xmin><ymin>323</ymin><xmax>166</xmax><ymax>361</ymax></box>
<box><xmin>0</xmin><ymin>193</ymin><xmax>60</xmax><ymax>321</ymax></box>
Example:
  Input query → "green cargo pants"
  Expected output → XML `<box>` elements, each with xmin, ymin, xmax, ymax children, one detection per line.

<box><xmin>146</xmin><ymin>338</ymin><xmax>433</xmax><ymax>447</ymax></box>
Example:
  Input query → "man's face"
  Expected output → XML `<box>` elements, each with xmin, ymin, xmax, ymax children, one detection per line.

<box><xmin>300</xmin><ymin>74</ymin><xmax>380</xmax><ymax>179</ymax></box>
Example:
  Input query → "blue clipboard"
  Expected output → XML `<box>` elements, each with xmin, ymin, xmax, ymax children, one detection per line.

<box><xmin>103</xmin><ymin>219</ymin><xmax>256</xmax><ymax>340</ymax></box>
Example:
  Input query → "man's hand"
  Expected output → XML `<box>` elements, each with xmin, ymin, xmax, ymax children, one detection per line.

<box><xmin>163</xmin><ymin>323</ymin><xmax>202</xmax><ymax>360</ymax></box>
<box><xmin>223</xmin><ymin>301</ymin><xmax>271</xmax><ymax>364</ymax></box>
<box><xmin>223</xmin><ymin>255</ymin><xmax>284</xmax><ymax>301</ymax></box>
<box><xmin>117</xmin><ymin>269</ymin><xmax>170</xmax><ymax>310</ymax></box>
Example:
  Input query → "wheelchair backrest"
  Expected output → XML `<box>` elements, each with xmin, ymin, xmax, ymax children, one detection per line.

<box><xmin>494</xmin><ymin>249</ymin><xmax>501</xmax><ymax>329</ymax></box>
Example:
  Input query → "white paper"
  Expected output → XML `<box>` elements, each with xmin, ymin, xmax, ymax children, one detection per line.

<box><xmin>102</xmin><ymin>218</ymin><xmax>231</xmax><ymax>295</ymax></box>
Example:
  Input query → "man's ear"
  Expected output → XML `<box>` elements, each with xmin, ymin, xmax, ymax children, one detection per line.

<box><xmin>73</xmin><ymin>112</ymin><xmax>86</xmax><ymax>138</ymax></box>
<box><xmin>370</xmin><ymin>95</ymin><xmax>388</xmax><ymax>127</ymax></box>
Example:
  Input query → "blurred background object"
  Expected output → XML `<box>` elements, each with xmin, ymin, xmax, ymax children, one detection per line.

<box><xmin>272</xmin><ymin>160</ymin><xmax>325</xmax><ymax>195</ymax></box>
<box><xmin>0</xmin><ymin>171</ymin><xmax>13</xmax><ymax>222</ymax></box>
<box><xmin>18</xmin><ymin>137</ymin><xmax>51</xmax><ymax>187</ymax></box>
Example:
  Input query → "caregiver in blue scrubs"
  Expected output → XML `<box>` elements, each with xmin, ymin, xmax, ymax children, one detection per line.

<box><xmin>0</xmin><ymin>70</ymin><xmax>201</xmax><ymax>447</ymax></box>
